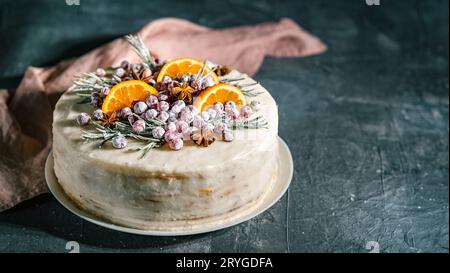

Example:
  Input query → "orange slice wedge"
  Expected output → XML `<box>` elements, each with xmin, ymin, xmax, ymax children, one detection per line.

<box><xmin>156</xmin><ymin>57</ymin><xmax>220</xmax><ymax>84</ymax></box>
<box><xmin>101</xmin><ymin>80</ymin><xmax>158</xmax><ymax>115</ymax></box>
<box><xmin>193</xmin><ymin>83</ymin><xmax>246</xmax><ymax>112</ymax></box>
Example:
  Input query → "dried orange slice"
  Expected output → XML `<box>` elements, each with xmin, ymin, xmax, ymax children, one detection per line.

<box><xmin>193</xmin><ymin>83</ymin><xmax>246</xmax><ymax>112</ymax></box>
<box><xmin>101</xmin><ymin>80</ymin><xmax>158</xmax><ymax>115</ymax></box>
<box><xmin>156</xmin><ymin>58</ymin><xmax>219</xmax><ymax>84</ymax></box>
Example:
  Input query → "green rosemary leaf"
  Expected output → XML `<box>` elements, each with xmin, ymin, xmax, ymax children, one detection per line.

<box><xmin>99</xmin><ymin>134</ymin><xmax>117</xmax><ymax>148</ymax></box>
<box><xmin>129</xmin><ymin>113</ymin><xmax>165</xmax><ymax>128</ymax></box>
<box><xmin>112</xmin><ymin>74</ymin><xmax>122</xmax><ymax>83</ymax></box>
<box><xmin>77</xmin><ymin>96</ymin><xmax>91</xmax><ymax>104</ymax></box>
<box><xmin>222</xmin><ymin>77</ymin><xmax>246</xmax><ymax>83</ymax></box>
<box><xmin>229</xmin><ymin>115</ymin><xmax>269</xmax><ymax>130</ymax></box>
<box><xmin>200</xmin><ymin>69</ymin><xmax>214</xmax><ymax>81</ymax></box>
<box><xmin>235</xmin><ymin>82</ymin><xmax>259</xmax><ymax>88</ymax></box>
<box><xmin>75</xmin><ymin>93</ymin><xmax>92</xmax><ymax>97</ymax></box>
<box><xmin>196</xmin><ymin>61</ymin><xmax>207</xmax><ymax>79</ymax></box>
<box><xmin>114</xmin><ymin>121</ymin><xmax>132</xmax><ymax>131</ymax></box>
<box><xmin>129</xmin><ymin>141</ymin><xmax>163</xmax><ymax>159</ymax></box>
<box><xmin>240</xmin><ymin>89</ymin><xmax>263</xmax><ymax>97</ymax></box>
<box><xmin>71</xmin><ymin>72</ymin><xmax>112</xmax><ymax>92</ymax></box>
<box><xmin>127</xmin><ymin>133</ymin><xmax>161</xmax><ymax>142</ymax></box>
<box><xmin>124</xmin><ymin>35</ymin><xmax>156</xmax><ymax>68</ymax></box>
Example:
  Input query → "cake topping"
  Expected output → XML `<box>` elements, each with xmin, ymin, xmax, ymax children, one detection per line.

<box><xmin>158</xmin><ymin>111</ymin><xmax>170</xmax><ymax>122</ymax></box>
<box><xmin>114</xmin><ymin>67</ymin><xmax>126</xmax><ymax>78</ymax></box>
<box><xmin>172</xmin><ymin>81</ymin><xmax>196</xmax><ymax>102</ymax></box>
<box><xmin>120</xmin><ymin>107</ymin><xmax>133</xmax><ymax>118</ymax></box>
<box><xmin>193</xmin><ymin>83</ymin><xmax>246</xmax><ymax>112</ymax></box>
<box><xmin>112</xmin><ymin>134</ymin><xmax>127</xmax><ymax>149</ymax></box>
<box><xmin>92</xmin><ymin>109</ymin><xmax>104</xmax><ymax>121</ymax></box>
<box><xmin>152</xmin><ymin>127</ymin><xmax>165</xmax><ymax>139</ymax></box>
<box><xmin>99</xmin><ymin>112</ymin><xmax>118</xmax><ymax>128</ymax></box>
<box><xmin>96</xmin><ymin>68</ymin><xmax>106</xmax><ymax>77</ymax></box>
<box><xmin>239</xmin><ymin>106</ymin><xmax>253</xmax><ymax>118</ymax></box>
<box><xmin>146</xmin><ymin>95</ymin><xmax>158</xmax><ymax>109</ymax></box>
<box><xmin>158</xmin><ymin>101</ymin><xmax>170</xmax><ymax>112</ymax></box>
<box><xmin>191</xmin><ymin>128</ymin><xmax>216</xmax><ymax>147</ymax></box>
<box><xmin>165</xmin><ymin>122</ymin><xmax>177</xmax><ymax>133</ymax></box>
<box><xmin>76</xmin><ymin>113</ymin><xmax>91</xmax><ymax>126</ymax></box>
<box><xmin>156</xmin><ymin>57</ymin><xmax>219</xmax><ymax>84</ymax></box>
<box><xmin>100</xmin><ymin>87</ymin><xmax>110</xmax><ymax>97</ymax></box>
<box><xmin>72</xmin><ymin>34</ymin><xmax>268</xmax><ymax>157</ymax></box>
<box><xmin>176</xmin><ymin>120</ymin><xmax>189</xmax><ymax>134</ymax></box>
<box><xmin>101</xmin><ymin>80</ymin><xmax>158</xmax><ymax>115</ymax></box>
<box><xmin>250</xmin><ymin>100</ymin><xmax>261</xmax><ymax>111</ymax></box>
<box><xmin>131</xmin><ymin>119</ymin><xmax>146</xmax><ymax>134</ymax></box>
<box><xmin>120</xmin><ymin>60</ymin><xmax>130</xmax><ymax>70</ymax></box>
<box><xmin>168</xmin><ymin>138</ymin><xmax>184</xmax><ymax>151</ymax></box>
<box><xmin>132</xmin><ymin>65</ymin><xmax>152</xmax><ymax>82</ymax></box>
<box><xmin>133</xmin><ymin>101</ymin><xmax>148</xmax><ymax>114</ymax></box>
<box><xmin>223</xmin><ymin>130</ymin><xmax>234</xmax><ymax>142</ymax></box>
<box><xmin>143</xmin><ymin>108</ymin><xmax>158</xmax><ymax>120</ymax></box>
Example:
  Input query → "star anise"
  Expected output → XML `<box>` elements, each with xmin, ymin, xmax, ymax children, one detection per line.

<box><xmin>131</xmin><ymin>65</ymin><xmax>153</xmax><ymax>82</ymax></box>
<box><xmin>191</xmin><ymin>129</ymin><xmax>216</xmax><ymax>147</ymax></box>
<box><xmin>100</xmin><ymin>112</ymin><xmax>118</xmax><ymax>128</ymax></box>
<box><xmin>215</xmin><ymin>65</ymin><xmax>231</xmax><ymax>76</ymax></box>
<box><xmin>172</xmin><ymin>82</ymin><xmax>195</xmax><ymax>102</ymax></box>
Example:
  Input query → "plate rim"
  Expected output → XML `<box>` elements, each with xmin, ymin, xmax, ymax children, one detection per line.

<box><xmin>45</xmin><ymin>136</ymin><xmax>293</xmax><ymax>236</ymax></box>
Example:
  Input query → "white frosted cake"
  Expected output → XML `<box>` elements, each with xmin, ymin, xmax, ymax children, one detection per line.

<box><xmin>52</xmin><ymin>35</ymin><xmax>279</xmax><ymax>229</ymax></box>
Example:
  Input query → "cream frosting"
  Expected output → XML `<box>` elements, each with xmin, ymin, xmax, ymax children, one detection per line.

<box><xmin>52</xmin><ymin>70</ymin><xmax>279</xmax><ymax>229</ymax></box>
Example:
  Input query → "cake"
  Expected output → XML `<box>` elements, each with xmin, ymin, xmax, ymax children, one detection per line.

<box><xmin>52</xmin><ymin>35</ymin><xmax>279</xmax><ymax>229</ymax></box>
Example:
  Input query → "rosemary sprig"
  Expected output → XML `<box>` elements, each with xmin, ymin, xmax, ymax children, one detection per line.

<box><xmin>239</xmin><ymin>88</ymin><xmax>264</xmax><ymax>97</ymax></box>
<box><xmin>81</xmin><ymin>124</ymin><xmax>120</xmax><ymax>148</ymax></box>
<box><xmin>81</xmin><ymin>121</ymin><xmax>164</xmax><ymax>157</ymax></box>
<box><xmin>129</xmin><ymin>141</ymin><xmax>163</xmax><ymax>159</ymax></box>
<box><xmin>220</xmin><ymin>77</ymin><xmax>262</xmax><ymax>97</ymax></box>
<box><xmin>111</xmin><ymin>74</ymin><xmax>122</xmax><ymax>83</ymax></box>
<box><xmin>129</xmin><ymin>113</ymin><xmax>165</xmax><ymax>127</ymax></box>
<box><xmin>111</xmin><ymin>119</ymin><xmax>161</xmax><ymax>137</ymax></box>
<box><xmin>222</xmin><ymin>77</ymin><xmax>246</xmax><ymax>83</ymax></box>
<box><xmin>199</xmin><ymin>69</ymin><xmax>215</xmax><ymax>82</ymax></box>
<box><xmin>196</xmin><ymin>61</ymin><xmax>207</xmax><ymax>80</ymax></box>
<box><xmin>228</xmin><ymin>81</ymin><xmax>262</xmax><ymax>97</ymax></box>
<box><xmin>229</xmin><ymin>116</ymin><xmax>268</xmax><ymax>130</ymax></box>
<box><xmin>75</xmin><ymin>93</ymin><xmax>92</xmax><ymax>98</ymax></box>
<box><xmin>77</xmin><ymin>96</ymin><xmax>91</xmax><ymax>104</ymax></box>
<box><xmin>235</xmin><ymin>82</ymin><xmax>259</xmax><ymax>88</ymax></box>
<box><xmin>128</xmin><ymin>133</ymin><xmax>161</xmax><ymax>142</ymax></box>
<box><xmin>71</xmin><ymin>72</ymin><xmax>111</xmax><ymax>92</ymax></box>
<box><xmin>125</xmin><ymin>35</ymin><xmax>156</xmax><ymax>69</ymax></box>
<box><xmin>207</xmin><ymin>114</ymin><xmax>268</xmax><ymax>130</ymax></box>
<box><xmin>114</xmin><ymin>120</ymin><xmax>131</xmax><ymax>128</ymax></box>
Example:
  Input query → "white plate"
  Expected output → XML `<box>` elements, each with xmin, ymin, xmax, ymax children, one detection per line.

<box><xmin>45</xmin><ymin>137</ymin><xmax>293</xmax><ymax>236</ymax></box>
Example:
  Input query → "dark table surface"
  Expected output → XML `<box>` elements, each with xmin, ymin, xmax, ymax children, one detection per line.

<box><xmin>0</xmin><ymin>0</ymin><xmax>448</xmax><ymax>253</ymax></box>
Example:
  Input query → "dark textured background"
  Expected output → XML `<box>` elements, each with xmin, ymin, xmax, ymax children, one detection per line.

<box><xmin>0</xmin><ymin>0</ymin><xmax>448</xmax><ymax>253</ymax></box>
